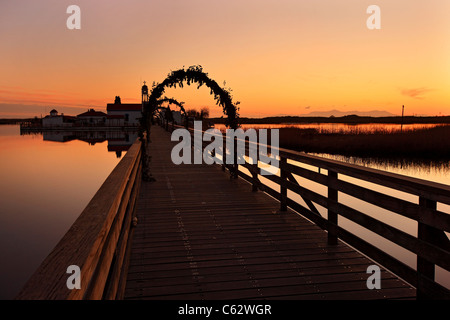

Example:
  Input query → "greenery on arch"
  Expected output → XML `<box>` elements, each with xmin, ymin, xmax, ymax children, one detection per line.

<box><xmin>140</xmin><ymin>65</ymin><xmax>240</xmax><ymax>182</ymax></box>
<box><xmin>144</xmin><ymin>65</ymin><xmax>240</xmax><ymax>130</ymax></box>
<box><xmin>155</xmin><ymin>96</ymin><xmax>186</xmax><ymax>116</ymax></box>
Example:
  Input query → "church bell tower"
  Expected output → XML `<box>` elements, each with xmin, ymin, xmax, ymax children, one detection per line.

<box><xmin>141</xmin><ymin>81</ymin><xmax>149</xmax><ymax>110</ymax></box>
<box><xmin>141</xmin><ymin>81</ymin><xmax>148</xmax><ymax>112</ymax></box>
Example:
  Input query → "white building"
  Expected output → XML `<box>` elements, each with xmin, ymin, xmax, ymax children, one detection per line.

<box><xmin>106</xmin><ymin>115</ymin><xmax>125</xmax><ymax>127</ymax></box>
<box><xmin>42</xmin><ymin>109</ymin><xmax>76</xmax><ymax>127</ymax></box>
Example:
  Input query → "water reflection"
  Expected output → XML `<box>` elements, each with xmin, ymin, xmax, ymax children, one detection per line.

<box><xmin>0</xmin><ymin>125</ymin><xmax>138</xmax><ymax>299</ymax></box>
<box><xmin>20</xmin><ymin>128</ymin><xmax>139</xmax><ymax>158</ymax></box>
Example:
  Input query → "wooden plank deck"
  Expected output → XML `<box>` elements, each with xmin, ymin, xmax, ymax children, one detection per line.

<box><xmin>124</xmin><ymin>125</ymin><xmax>416</xmax><ymax>300</ymax></box>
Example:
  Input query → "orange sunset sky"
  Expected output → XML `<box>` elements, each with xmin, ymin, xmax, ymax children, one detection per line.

<box><xmin>1</xmin><ymin>0</ymin><xmax>450</xmax><ymax>118</ymax></box>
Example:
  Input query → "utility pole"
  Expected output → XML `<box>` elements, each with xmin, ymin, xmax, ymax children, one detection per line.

<box><xmin>401</xmin><ymin>105</ymin><xmax>404</xmax><ymax>133</ymax></box>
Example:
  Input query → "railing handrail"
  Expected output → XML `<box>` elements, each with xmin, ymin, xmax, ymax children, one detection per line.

<box><xmin>169</xmin><ymin>122</ymin><xmax>450</xmax><ymax>299</ymax></box>
<box><xmin>15</xmin><ymin>136</ymin><xmax>143</xmax><ymax>300</ymax></box>
<box><xmin>278</xmin><ymin>148</ymin><xmax>450</xmax><ymax>204</ymax></box>
<box><xmin>173</xmin><ymin>124</ymin><xmax>450</xmax><ymax>202</ymax></box>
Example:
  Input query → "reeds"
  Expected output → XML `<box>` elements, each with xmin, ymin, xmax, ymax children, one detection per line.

<box><xmin>277</xmin><ymin>124</ymin><xmax>450</xmax><ymax>160</ymax></box>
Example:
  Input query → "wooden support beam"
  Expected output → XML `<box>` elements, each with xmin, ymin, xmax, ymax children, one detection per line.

<box><xmin>286</xmin><ymin>172</ymin><xmax>320</xmax><ymax>216</ymax></box>
<box><xmin>327</xmin><ymin>170</ymin><xmax>338</xmax><ymax>245</ymax></box>
<box><xmin>280</xmin><ymin>157</ymin><xmax>287</xmax><ymax>212</ymax></box>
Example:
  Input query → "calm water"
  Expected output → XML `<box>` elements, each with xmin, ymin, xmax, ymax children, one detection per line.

<box><xmin>0</xmin><ymin>125</ymin><xmax>137</xmax><ymax>299</ymax></box>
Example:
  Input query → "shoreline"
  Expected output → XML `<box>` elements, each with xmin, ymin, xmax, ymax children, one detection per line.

<box><xmin>3</xmin><ymin>115</ymin><xmax>450</xmax><ymax>126</ymax></box>
<box><xmin>210</xmin><ymin>115</ymin><xmax>450</xmax><ymax>125</ymax></box>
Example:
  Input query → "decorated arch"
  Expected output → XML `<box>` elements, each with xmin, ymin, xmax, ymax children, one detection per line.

<box><xmin>143</xmin><ymin>65</ymin><xmax>240</xmax><ymax>131</ymax></box>
<box><xmin>155</xmin><ymin>96</ymin><xmax>186</xmax><ymax>116</ymax></box>
<box><xmin>140</xmin><ymin>65</ymin><xmax>240</xmax><ymax>181</ymax></box>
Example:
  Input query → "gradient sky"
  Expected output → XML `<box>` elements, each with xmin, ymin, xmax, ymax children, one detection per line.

<box><xmin>1</xmin><ymin>0</ymin><xmax>450</xmax><ymax>118</ymax></box>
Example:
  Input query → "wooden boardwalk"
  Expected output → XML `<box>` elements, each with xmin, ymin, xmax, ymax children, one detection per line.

<box><xmin>124</xmin><ymin>125</ymin><xmax>415</xmax><ymax>300</ymax></box>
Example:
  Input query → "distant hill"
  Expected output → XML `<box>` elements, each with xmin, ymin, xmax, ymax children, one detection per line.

<box><xmin>210</xmin><ymin>115</ymin><xmax>450</xmax><ymax>125</ymax></box>
<box><xmin>300</xmin><ymin>109</ymin><xmax>397</xmax><ymax>117</ymax></box>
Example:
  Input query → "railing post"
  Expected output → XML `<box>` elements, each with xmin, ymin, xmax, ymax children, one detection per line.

<box><xmin>210</xmin><ymin>130</ymin><xmax>216</xmax><ymax>162</ymax></box>
<box><xmin>233</xmin><ymin>136</ymin><xmax>238</xmax><ymax>179</ymax></box>
<box><xmin>417</xmin><ymin>196</ymin><xmax>437</xmax><ymax>299</ymax></box>
<box><xmin>222</xmin><ymin>137</ymin><xmax>226</xmax><ymax>172</ymax></box>
<box><xmin>280</xmin><ymin>156</ymin><xmax>287</xmax><ymax>211</ymax></box>
<box><xmin>251</xmin><ymin>162</ymin><xmax>258</xmax><ymax>192</ymax></box>
<box><xmin>327</xmin><ymin>170</ymin><xmax>338</xmax><ymax>245</ymax></box>
<box><xmin>248</xmin><ymin>138</ymin><xmax>258</xmax><ymax>192</ymax></box>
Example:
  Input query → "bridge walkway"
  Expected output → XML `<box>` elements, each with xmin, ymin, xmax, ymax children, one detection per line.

<box><xmin>124</xmin><ymin>125</ymin><xmax>415</xmax><ymax>300</ymax></box>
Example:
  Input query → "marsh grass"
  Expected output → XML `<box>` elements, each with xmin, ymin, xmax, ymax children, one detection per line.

<box><xmin>275</xmin><ymin>124</ymin><xmax>450</xmax><ymax>160</ymax></box>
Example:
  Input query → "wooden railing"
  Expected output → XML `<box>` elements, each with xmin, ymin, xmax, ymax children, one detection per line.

<box><xmin>167</xmin><ymin>123</ymin><xmax>450</xmax><ymax>299</ymax></box>
<box><xmin>16</xmin><ymin>136</ymin><xmax>143</xmax><ymax>300</ymax></box>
